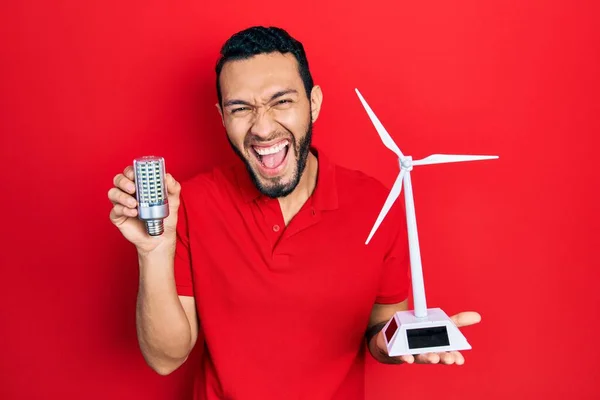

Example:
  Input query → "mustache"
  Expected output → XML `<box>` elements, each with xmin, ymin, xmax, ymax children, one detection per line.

<box><xmin>244</xmin><ymin>133</ymin><xmax>295</xmax><ymax>148</ymax></box>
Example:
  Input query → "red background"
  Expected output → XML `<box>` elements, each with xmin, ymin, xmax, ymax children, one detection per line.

<box><xmin>1</xmin><ymin>1</ymin><xmax>599</xmax><ymax>399</ymax></box>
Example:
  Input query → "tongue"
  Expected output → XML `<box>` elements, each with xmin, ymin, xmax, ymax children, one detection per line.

<box><xmin>262</xmin><ymin>147</ymin><xmax>286</xmax><ymax>169</ymax></box>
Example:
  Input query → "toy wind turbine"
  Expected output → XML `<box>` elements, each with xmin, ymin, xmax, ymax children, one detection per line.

<box><xmin>355</xmin><ymin>88</ymin><xmax>498</xmax><ymax>356</ymax></box>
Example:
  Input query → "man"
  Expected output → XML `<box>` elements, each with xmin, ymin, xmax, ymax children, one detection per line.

<box><xmin>108</xmin><ymin>26</ymin><xmax>480</xmax><ymax>399</ymax></box>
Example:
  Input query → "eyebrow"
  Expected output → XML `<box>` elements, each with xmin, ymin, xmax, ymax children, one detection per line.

<box><xmin>223</xmin><ymin>89</ymin><xmax>298</xmax><ymax>108</ymax></box>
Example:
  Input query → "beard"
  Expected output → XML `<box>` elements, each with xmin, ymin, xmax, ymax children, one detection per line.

<box><xmin>228</xmin><ymin>119</ymin><xmax>313</xmax><ymax>199</ymax></box>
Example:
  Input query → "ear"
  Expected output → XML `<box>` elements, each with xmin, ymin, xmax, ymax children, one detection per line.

<box><xmin>215</xmin><ymin>103</ymin><xmax>225</xmax><ymax>126</ymax></box>
<box><xmin>309</xmin><ymin>85</ymin><xmax>323</xmax><ymax>123</ymax></box>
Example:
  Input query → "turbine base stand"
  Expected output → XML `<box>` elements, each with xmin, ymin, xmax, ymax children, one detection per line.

<box><xmin>382</xmin><ymin>308</ymin><xmax>471</xmax><ymax>356</ymax></box>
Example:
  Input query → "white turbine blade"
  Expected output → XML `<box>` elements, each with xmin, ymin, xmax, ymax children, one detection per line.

<box><xmin>365</xmin><ymin>169</ymin><xmax>406</xmax><ymax>245</ymax></box>
<box><xmin>355</xmin><ymin>88</ymin><xmax>404</xmax><ymax>159</ymax></box>
<box><xmin>412</xmin><ymin>154</ymin><xmax>499</xmax><ymax>166</ymax></box>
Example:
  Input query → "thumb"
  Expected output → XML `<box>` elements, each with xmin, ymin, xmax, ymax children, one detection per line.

<box><xmin>162</xmin><ymin>173</ymin><xmax>181</xmax><ymax>233</ymax></box>
<box><xmin>165</xmin><ymin>173</ymin><xmax>181</xmax><ymax>208</ymax></box>
<box><xmin>451</xmin><ymin>311</ymin><xmax>482</xmax><ymax>328</ymax></box>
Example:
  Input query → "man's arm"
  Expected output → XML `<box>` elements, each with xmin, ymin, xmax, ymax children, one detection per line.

<box><xmin>109</xmin><ymin>166</ymin><xmax>198</xmax><ymax>375</ymax></box>
<box><xmin>136</xmin><ymin>251</ymin><xmax>199</xmax><ymax>375</ymax></box>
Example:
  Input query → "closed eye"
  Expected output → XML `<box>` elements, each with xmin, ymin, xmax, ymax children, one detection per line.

<box><xmin>274</xmin><ymin>99</ymin><xmax>293</xmax><ymax>107</ymax></box>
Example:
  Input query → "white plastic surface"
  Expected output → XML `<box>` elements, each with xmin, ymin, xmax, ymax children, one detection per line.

<box><xmin>402</xmin><ymin>170</ymin><xmax>428</xmax><ymax>318</ymax></box>
<box><xmin>354</xmin><ymin>88</ymin><xmax>404</xmax><ymax>158</ymax></box>
<box><xmin>365</xmin><ymin>169</ymin><xmax>405</xmax><ymax>245</ymax></box>
<box><xmin>412</xmin><ymin>154</ymin><xmax>498</xmax><ymax>166</ymax></box>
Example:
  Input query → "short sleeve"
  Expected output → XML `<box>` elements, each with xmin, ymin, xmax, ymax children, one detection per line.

<box><xmin>375</xmin><ymin>202</ymin><xmax>410</xmax><ymax>304</ymax></box>
<box><xmin>174</xmin><ymin>187</ymin><xmax>195</xmax><ymax>296</ymax></box>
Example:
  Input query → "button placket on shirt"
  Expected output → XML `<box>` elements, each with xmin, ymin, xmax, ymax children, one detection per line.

<box><xmin>281</xmin><ymin>206</ymin><xmax>322</xmax><ymax>242</ymax></box>
<box><xmin>275</xmin><ymin>207</ymin><xmax>324</xmax><ymax>271</ymax></box>
<box><xmin>258</xmin><ymin>197</ymin><xmax>324</xmax><ymax>270</ymax></box>
<box><xmin>256</xmin><ymin>197</ymin><xmax>289</xmax><ymax>268</ymax></box>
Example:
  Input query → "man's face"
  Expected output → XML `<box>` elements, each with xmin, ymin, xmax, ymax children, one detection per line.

<box><xmin>217</xmin><ymin>52</ymin><xmax>321</xmax><ymax>198</ymax></box>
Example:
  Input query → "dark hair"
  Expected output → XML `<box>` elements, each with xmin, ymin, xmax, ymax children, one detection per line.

<box><xmin>215</xmin><ymin>26</ymin><xmax>314</xmax><ymax>108</ymax></box>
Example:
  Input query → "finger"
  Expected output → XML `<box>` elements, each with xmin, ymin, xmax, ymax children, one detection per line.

<box><xmin>110</xmin><ymin>204</ymin><xmax>126</xmax><ymax>224</ymax></box>
<box><xmin>122</xmin><ymin>206</ymin><xmax>138</xmax><ymax>217</ymax></box>
<box><xmin>439</xmin><ymin>352</ymin><xmax>455</xmax><ymax>365</ymax></box>
<box><xmin>427</xmin><ymin>353</ymin><xmax>441</xmax><ymax>364</ymax></box>
<box><xmin>414</xmin><ymin>353</ymin><xmax>429</xmax><ymax>364</ymax></box>
<box><xmin>386</xmin><ymin>354</ymin><xmax>413</xmax><ymax>365</ymax></box>
<box><xmin>110</xmin><ymin>203</ymin><xmax>138</xmax><ymax>222</ymax></box>
<box><xmin>108</xmin><ymin>187</ymin><xmax>137</xmax><ymax>208</ymax></box>
<box><xmin>110</xmin><ymin>203</ymin><xmax>138</xmax><ymax>218</ymax></box>
<box><xmin>165</xmin><ymin>173</ymin><xmax>181</xmax><ymax>196</ymax></box>
<box><xmin>451</xmin><ymin>351</ymin><xmax>465</xmax><ymax>365</ymax></box>
<box><xmin>399</xmin><ymin>355</ymin><xmax>414</xmax><ymax>364</ymax></box>
<box><xmin>415</xmin><ymin>353</ymin><xmax>440</xmax><ymax>364</ymax></box>
<box><xmin>113</xmin><ymin>173</ymin><xmax>136</xmax><ymax>194</ymax></box>
<box><xmin>124</xmin><ymin>165</ymin><xmax>134</xmax><ymax>180</ymax></box>
<box><xmin>451</xmin><ymin>311</ymin><xmax>482</xmax><ymax>328</ymax></box>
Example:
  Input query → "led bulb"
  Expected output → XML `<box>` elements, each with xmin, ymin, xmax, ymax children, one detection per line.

<box><xmin>133</xmin><ymin>156</ymin><xmax>169</xmax><ymax>236</ymax></box>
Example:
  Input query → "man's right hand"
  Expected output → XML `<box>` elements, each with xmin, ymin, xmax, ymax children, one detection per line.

<box><xmin>108</xmin><ymin>165</ymin><xmax>182</xmax><ymax>256</ymax></box>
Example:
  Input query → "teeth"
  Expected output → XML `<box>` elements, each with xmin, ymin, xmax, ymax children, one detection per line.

<box><xmin>254</xmin><ymin>141</ymin><xmax>289</xmax><ymax>156</ymax></box>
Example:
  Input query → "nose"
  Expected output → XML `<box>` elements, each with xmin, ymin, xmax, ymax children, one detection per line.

<box><xmin>250</xmin><ymin>109</ymin><xmax>277</xmax><ymax>139</ymax></box>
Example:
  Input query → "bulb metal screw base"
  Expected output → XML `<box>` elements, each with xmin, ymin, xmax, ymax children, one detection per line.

<box><xmin>145</xmin><ymin>220</ymin><xmax>165</xmax><ymax>236</ymax></box>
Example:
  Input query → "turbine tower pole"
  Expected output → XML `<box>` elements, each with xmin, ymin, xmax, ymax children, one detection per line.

<box><xmin>402</xmin><ymin>158</ymin><xmax>428</xmax><ymax>319</ymax></box>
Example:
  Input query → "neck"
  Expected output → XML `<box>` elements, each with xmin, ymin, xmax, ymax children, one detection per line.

<box><xmin>277</xmin><ymin>151</ymin><xmax>318</xmax><ymax>225</ymax></box>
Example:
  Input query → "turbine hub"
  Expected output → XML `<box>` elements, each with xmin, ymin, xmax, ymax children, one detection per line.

<box><xmin>400</xmin><ymin>156</ymin><xmax>413</xmax><ymax>171</ymax></box>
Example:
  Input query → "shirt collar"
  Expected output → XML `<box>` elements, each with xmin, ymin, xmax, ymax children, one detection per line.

<box><xmin>234</xmin><ymin>146</ymin><xmax>339</xmax><ymax>211</ymax></box>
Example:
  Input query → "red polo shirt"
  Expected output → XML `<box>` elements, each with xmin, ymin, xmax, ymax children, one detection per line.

<box><xmin>174</xmin><ymin>148</ymin><xmax>409</xmax><ymax>400</ymax></box>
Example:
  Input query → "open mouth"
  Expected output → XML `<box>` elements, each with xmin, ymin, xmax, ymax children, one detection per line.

<box><xmin>251</xmin><ymin>139</ymin><xmax>290</xmax><ymax>171</ymax></box>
